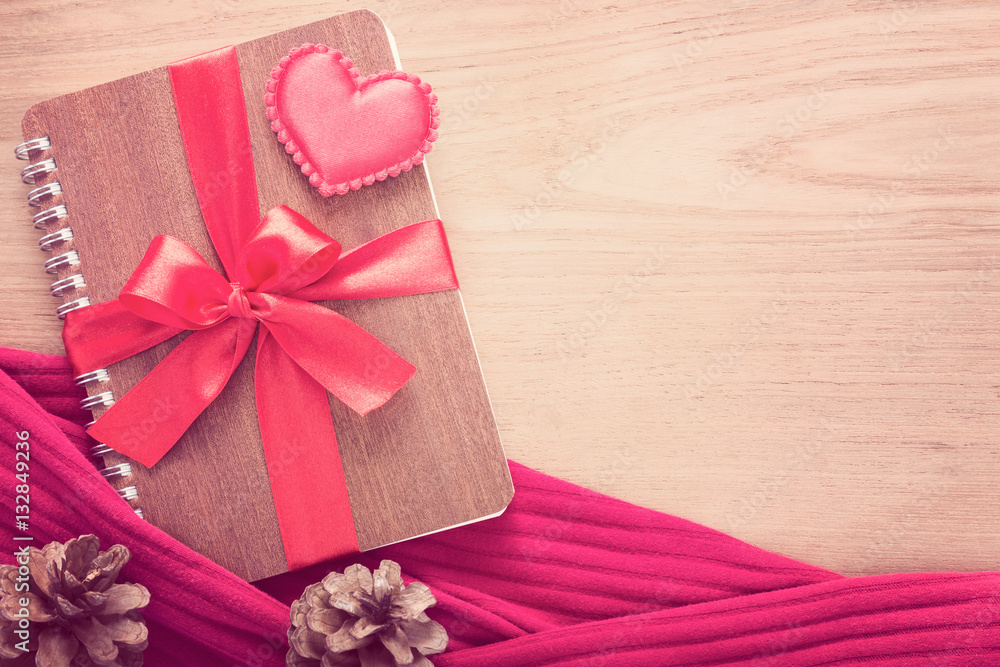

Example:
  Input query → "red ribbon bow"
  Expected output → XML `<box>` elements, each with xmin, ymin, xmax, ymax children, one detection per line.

<box><xmin>62</xmin><ymin>46</ymin><xmax>459</xmax><ymax>568</ymax></box>
<box><xmin>82</xmin><ymin>208</ymin><xmax>457</xmax><ymax>468</ymax></box>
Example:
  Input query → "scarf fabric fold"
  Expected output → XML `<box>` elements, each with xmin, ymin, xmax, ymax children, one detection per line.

<box><xmin>0</xmin><ymin>347</ymin><xmax>997</xmax><ymax>666</ymax></box>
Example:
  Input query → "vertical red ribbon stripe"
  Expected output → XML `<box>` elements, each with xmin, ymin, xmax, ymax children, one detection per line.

<box><xmin>167</xmin><ymin>47</ymin><xmax>360</xmax><ymax>568</ymax></box>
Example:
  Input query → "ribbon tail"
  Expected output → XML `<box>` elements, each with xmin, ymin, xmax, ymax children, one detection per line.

<box><xmin>88</xmin><ymin>318</ymin><xmax>255</xmax><ymax>467</ymax></box>
<box><xmin>63</xmin><ymin>299</ymin><xmax>183</xmax><ymax>376</ymax></box>
<box><xmin>256</xmin><ymin>326</ymin><xmax>359</xmax><ymax>569</ymax></box>
<box><xmin>256</xmin><ymin>296</ymin><xmax>415</xmax><ymax>415</ymax></box>
<box><xmin>287</xmin><ymin>219</ymin><xmax>459</xmax><ymax>301</ymax></box>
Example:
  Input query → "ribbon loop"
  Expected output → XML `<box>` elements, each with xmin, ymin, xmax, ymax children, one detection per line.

<box><xmin>239</xmin><ymin>206</ymin><xmax>343</xmax><ymax>295</ymax></box>
<box><xmin>119</xmin><ymin>235</ymin><xmax>232</xmax><ymax>330</ymax></box>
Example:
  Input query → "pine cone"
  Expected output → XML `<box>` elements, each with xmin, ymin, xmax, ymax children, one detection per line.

<box><xmin>287</xmin><ymin>560</ymin><xmax>447</xmax><ymax>667</ymax></box>
<box><xmin>0</xmin><ymin>535</ymin><xmax>150</xmax><ymax>667</ymax></box>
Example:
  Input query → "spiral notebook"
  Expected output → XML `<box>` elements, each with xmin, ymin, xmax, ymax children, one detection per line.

<box><xmin>15</xmin><ymin>10</ymin><xmax>513</xmax><ymax>581</ymax></box>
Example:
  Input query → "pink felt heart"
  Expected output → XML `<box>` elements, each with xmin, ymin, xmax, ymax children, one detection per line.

<box><xmin>266</xmin><ymin>43</ymin><xmax>439</xmax><ymax>196</ymax></box>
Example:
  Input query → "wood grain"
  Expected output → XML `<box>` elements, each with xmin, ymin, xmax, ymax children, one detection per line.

<box><xmin>15</xmin><ymin>10</ymin><xmax>512</xmax><ymax>581</ymax></box>
<box><xmin>2</xmin><ymin>0</ymin><xmax>999</xmax><ymax>577</ymax></box>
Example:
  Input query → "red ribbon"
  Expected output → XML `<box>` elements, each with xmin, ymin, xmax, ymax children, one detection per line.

<box><xmin>62</xmin><ymin>46</ymin><xmax>459</xmax><ymax>569</ymax></box>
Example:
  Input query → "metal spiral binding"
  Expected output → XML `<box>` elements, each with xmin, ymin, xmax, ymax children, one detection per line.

<box><xmin>21</xmin><ymin>158</ymin><xmax>57</xmax><ymax>184</ymax></box>
<box><xmin>15</xmin><ymin>137</ymin><xmax>50</xmax><ymax>160</ymax></box>
<box><xmin>18</xmin><ymin>138</ymin><xmax>144</xmax><ymax>520</ymax></box>
<box><xmin>50</xmin><ymin>274</ymin><xmax>85</xmax><ymax>297</ymax></box>
<box><xmin>100</xmin><ymin>463</ymin><xmax>132</xmax><ymax>479</ymax></box>
<box><xmin>90</xmin><ymin>443</ymin><xmax>114</xmax><ymax>456</ymax></box>
<box><xmin>33</xmin><ymin>205</ymin><xmax>67</xmax><ymax>230</ymax></box>
<box><xmin>91</xmin><ymin>445</ymin><xmax>143</xmax><ymax>517</ymax></box>
<box><xmin>81</xmin><ymin>391</ymin><xmax>115</xmax><ymax>410</ymax></box>
<box><xmin>76</xmin><ymin>369</ymin><xmax>110</xmax><ymax>386</ymax></box>
<box><xmin>27</xmin><ymin>182</ymin><xmax>62</xmax><ymax>206</ymax></box>
<box><xmin>44</xmin><ymin>250</ymin><xmax>80</xmax><ymax>274</ymax></box>
<box><xmin>18</xmin><ymin>137</ymin><xmax>90</xmax><ymax>321</ymax></box>
<box><xmin>56</xmin><ymin>297</ymin><xmax>91</xmax><ymax>319</ymax></box>
<box><xmin>39</xmin><ymin>227</ymin><xmax>73</xmax><ymax>251</ymax></box>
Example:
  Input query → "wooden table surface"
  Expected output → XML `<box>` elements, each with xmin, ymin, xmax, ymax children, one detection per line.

<box><xmin>1</xmin><ymin>0</ymin><xmax>998</xmax><ymax>577</ymax></box>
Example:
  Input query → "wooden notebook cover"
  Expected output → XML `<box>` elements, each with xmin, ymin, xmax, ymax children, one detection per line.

<box><xmin>20</xmin><ymin>10</ymin><xmax>513</xmax><ymax>581</ymax></box>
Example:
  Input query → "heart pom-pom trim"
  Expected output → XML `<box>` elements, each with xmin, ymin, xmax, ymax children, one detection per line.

<box><xmin>265</xmin><ymin>43</ymin><xmax>440</xmax><ymax>196</ymax></box>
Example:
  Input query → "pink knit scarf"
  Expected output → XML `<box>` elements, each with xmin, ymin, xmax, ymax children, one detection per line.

<box><xmin>1</xmin><ymin>347</ymin><xmax>997</xmax><ymax>665</ymax></box>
